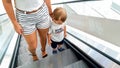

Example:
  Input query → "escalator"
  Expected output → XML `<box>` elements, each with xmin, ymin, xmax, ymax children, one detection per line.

<box><xmin>13</xmin><ymin>35</ymin><xmax>103</xmax><ymax>68</ymax></box>
<box><xmin>1</xmin><ymin>0</ymin><xmax>120</xmax><ymax>68</ymax></box>
<box><xmin>11</xmin><ymin>26</ymin><xmax>120</xmax><ymax>68</ymax></box>
<box><xmin>17</xmin><ymin>49</ymin><xmax>80</xmax><ymax>68</ymax></box>
<box><xmin>5</xmin><ymin>30</ymin><xmax>120</xmax><ymax>68</ymax></box>
<box><xmin>0</xmin><ymin>14</ymin><xmax>120</xmax><ymax>68</ymax></box>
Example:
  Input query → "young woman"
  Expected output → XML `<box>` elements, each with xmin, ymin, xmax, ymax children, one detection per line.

<box><xmin>2</xmin><ymin>0</ymin><xmax>52</xmax><ymax>61</ymax></box>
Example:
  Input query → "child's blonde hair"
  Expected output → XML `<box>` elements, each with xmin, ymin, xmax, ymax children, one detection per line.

<box><xmin>53</xmin><ymin>7</ymin><xmax>67</xmax><ymax>22</ymax></box>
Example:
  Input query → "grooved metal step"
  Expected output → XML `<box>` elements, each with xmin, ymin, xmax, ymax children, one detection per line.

<box><xmin>64</xmin><ymin>60</ymin><xmax>89</xmax><ymax>68</ymax></box>
<box><xmin>17</xmin><ymin>49</ymin><xmax>78</xmax><ymax>68</ymax></box>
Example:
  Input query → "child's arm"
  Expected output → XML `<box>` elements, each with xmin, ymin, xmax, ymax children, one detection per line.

<box><xmin>64</xmin><ymin>25</ymin><xmax>67</xmax><ymax>37</ymax></box>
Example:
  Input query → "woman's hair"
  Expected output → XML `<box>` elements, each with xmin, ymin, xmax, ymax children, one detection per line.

<box><xmin>53</xmin><ymin>7</ymin><xmax>67</xmax><ymax>22</ymax></box>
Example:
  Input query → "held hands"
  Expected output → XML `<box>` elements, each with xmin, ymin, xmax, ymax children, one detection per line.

<box><xmin>49</xmin><ymin>13</ymin><xmax>53</xmax><ymax>18</ymax></box>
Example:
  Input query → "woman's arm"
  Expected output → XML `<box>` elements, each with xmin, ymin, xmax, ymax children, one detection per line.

<box><xmin>2</xmin><ymin>0</ymin><xmax>17</xmax><ymax>25</ymax></box>
<box><xmin>2</xmin><ymin>0</ymin><xmax>23</xmax><ymax>34</ymax></box>
<box><xmin>44</xmin><ymin>0</ymin><xmax>52</xmax><ymax>15</ymax></box>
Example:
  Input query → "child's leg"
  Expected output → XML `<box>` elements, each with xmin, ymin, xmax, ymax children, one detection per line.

<box><xmin>57</xmin><ymin>44</ymin><xmax>65</xmax><ymax>52</ymax></box>
<box><xmin>51</xmin><ymin>40</ymin><xmax>58</xmax><ymax>54</ymax></box>
<box><xmin>57</xmin><ymin>39</ymin><xmax>65</xmax><ymax>52</ymax></box>
<box><xmin>57</xmin><ymin>44</ymin><xmax>63</xmax><ymax>49</ymax></box>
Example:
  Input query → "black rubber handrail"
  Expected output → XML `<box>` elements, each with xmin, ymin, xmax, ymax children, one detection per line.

<box><xmin>9</xmin><ymin>35</ymin><xmax>21</xmax><ymax>68</ymax></box>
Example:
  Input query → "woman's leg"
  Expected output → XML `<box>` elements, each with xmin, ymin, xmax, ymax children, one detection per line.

<box><xmin>23</xmin><ymin>30</ymin><xmax>38</xmax><ymax>61</ymax></box>
<box><xmin>36</xmin><ymin>2</ymin><xmax>50</xmax><ymax>58</ymax></box>
<box><xmin>38</xmin><ymin>28</ymin><xmax>49</xmax><ymax>58</ymax></box>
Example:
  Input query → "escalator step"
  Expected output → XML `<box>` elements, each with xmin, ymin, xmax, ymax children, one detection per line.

<box><xmin>64</xmin><ymin>60</ymin><xmax>89</xmax><ymax>68</ymax></box>
<box><xmin>17</xmin><ymin>49</ymin><xmax>78</xmax><ymax>68</ymax></box>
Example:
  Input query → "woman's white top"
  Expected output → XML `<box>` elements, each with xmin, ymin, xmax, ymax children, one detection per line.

<box><xmin>15</xmin><ymin>0</ymin><xmax>44</xmax><ymax>11</ymax></box>
<box><xmin>48</xmin><ymin>20</ymin><xmax>66</xmax><ymax>42</ymax></box>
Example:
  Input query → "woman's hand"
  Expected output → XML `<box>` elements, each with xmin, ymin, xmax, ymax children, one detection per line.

<box><xmin>13</xmin><ymin>21</ymin><xmax>23</xmax><ymax>35</ymax></box>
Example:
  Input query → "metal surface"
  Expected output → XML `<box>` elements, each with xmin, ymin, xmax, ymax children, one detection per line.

<box><xmin>65</xmin><ymin>60</ymin><xmax>89</xmax><ymax>68</ymax></box>
<box><xmin>17</xmin><ymin>49</ymin><xmax>78</xmax><ymax>68</ymax></box>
